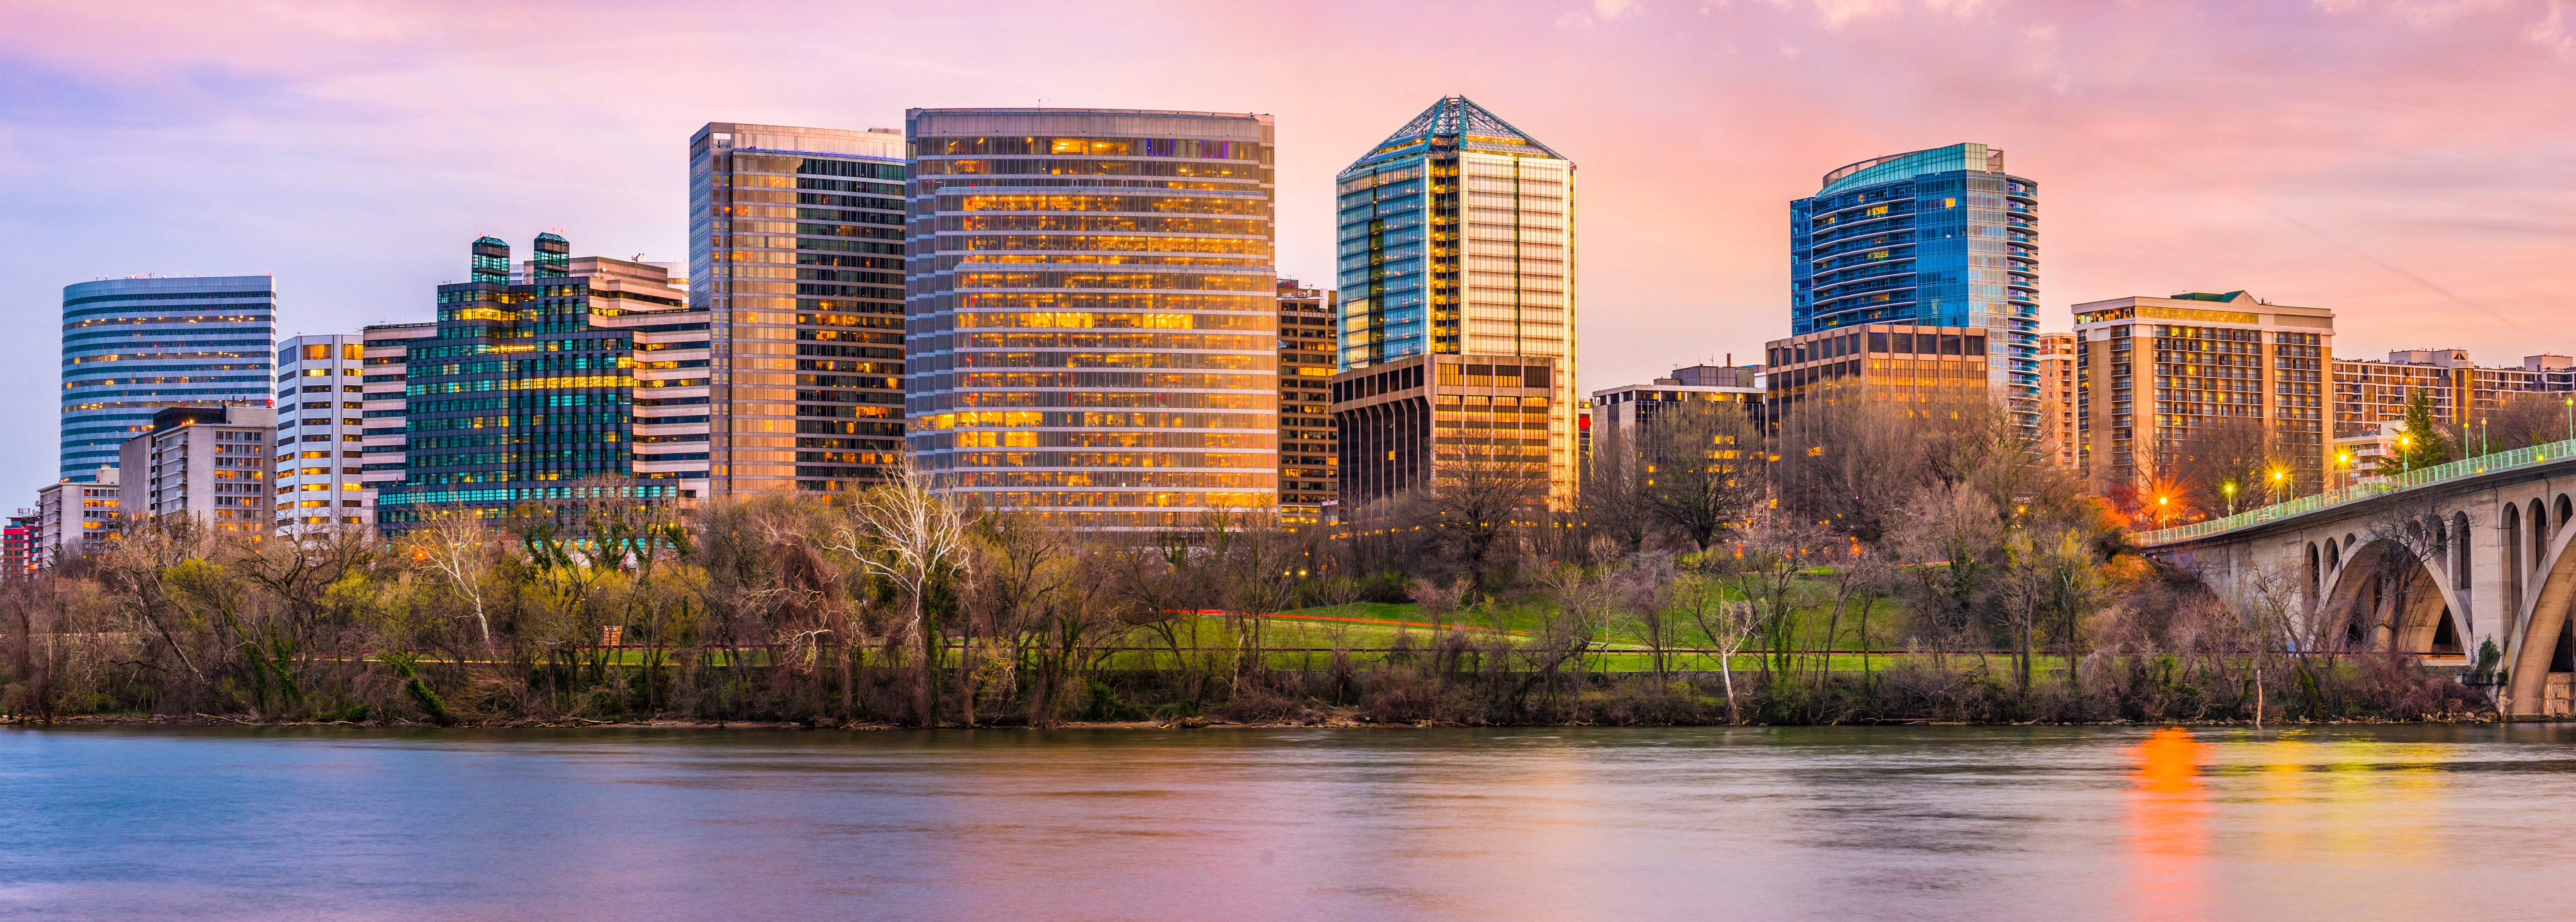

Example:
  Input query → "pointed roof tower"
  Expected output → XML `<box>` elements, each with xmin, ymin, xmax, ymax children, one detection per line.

<box><xmin>1343</xmin><ymin>95</ymin><xmax>1567</xmax><ymax>173</ymax></box>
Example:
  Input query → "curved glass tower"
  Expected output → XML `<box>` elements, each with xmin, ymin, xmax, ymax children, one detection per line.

<box><xmin>905</xmin><ymin>107</ymin><xmax>1278</xmax><ymax>529</ymax></box>
<box><xmin>58</xmin><ymin>276</ymin><xmax>276</xmax><ymax>481</ymax></box>
<box><xmin>1789</xmin><ymin>143</ymin><xmax>2038</xmax><ymax>430</ymax></box>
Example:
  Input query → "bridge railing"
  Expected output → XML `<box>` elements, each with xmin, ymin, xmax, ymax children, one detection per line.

<box><xmin>2132</xmin><ymin>437</ymin><xmax>2576</xmax><ymax>546</ymax></box>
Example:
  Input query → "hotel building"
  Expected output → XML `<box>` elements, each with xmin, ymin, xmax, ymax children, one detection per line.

<box><xmin>688</xmin><ymin>122</ymin><xmax>908</xmax><ymax>497</ymax></box>
<box><xmin>2069</xmin><ymin>291</ymin><xmax>2334</xmax><ymax>494</ymax></box>
<box><xmin>1331</xmin><ymin>96</ymin><xmax>1578</xmax><ymax>503</ymax></box>
<box><xmin>906</xmin><ymin>107</ymin><xmax>1279</xmax><ymax>529</ymax></box>
<box><xmin>58</xmin><ymin>276</ymin><xmax>275</xmax><ymax>481</ymax></box>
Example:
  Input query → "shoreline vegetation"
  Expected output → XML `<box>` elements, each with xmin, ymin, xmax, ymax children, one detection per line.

<box><xmin>3</xmin><ymin>397</ymin><xmax>2498</xmax><ymax>729</ymax></box>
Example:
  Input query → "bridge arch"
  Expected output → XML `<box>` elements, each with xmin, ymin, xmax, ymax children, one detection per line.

<box><xmin>2558</xmin><ymin>494</ymin><xmax>2572</xmax><ymax>532</ymax></box>
<box><xmin>2508</xmin><ymin>510</ymin><xmax>2576</xmax><ymax>714</ymax></box>
<box><xmin>2317</xmin><ymin>535</ymin><xmax>2465</xmax><ymax>655</ymax></box>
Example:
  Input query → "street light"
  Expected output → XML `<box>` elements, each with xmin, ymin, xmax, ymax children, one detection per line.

<box><xmin>2223</xmin><ymin>481</ymin><xmax>2236</xmax><ymax>517</ymax></box>
<box><xmin>2271</xmin><ymin>468</ymin><xmax>2287</xmax><ymax>505</ymax></box>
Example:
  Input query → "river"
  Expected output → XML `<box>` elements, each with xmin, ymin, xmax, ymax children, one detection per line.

<box><xmin>3</xmin><ymin>723</ymin><xmax>2572</xmax><ymax>920</ymax></box>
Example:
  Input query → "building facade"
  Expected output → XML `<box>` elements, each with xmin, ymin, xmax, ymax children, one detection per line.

<box><xmin>2070</xmin><ymin>291</ymin><xmax>2335</xmax><ymax>497</ymax></box>
<box><xmin>688</xmin><ymin>122</ymin><xmax>908</xmax><ymax>497</ymax></box>
<box><xmin>3</xmin><ymin>509</ymin><xmax>35</xmax><ymax>579</ymax></box>
<box><xmin>2039</xmin><ymin>331</ymin><xmax>2080</xmax><ymax>469</ymax></box>
<box><xmin>375</xmin><ymin>236</ymin><xmax>694</xmax><ymax>535</ymax></box>
<box><xmin>1589</xmin><ymin>365</ymin><xmax>1765</xmax><ymax>436</ymax></box>
<box><xmin>118</xmin><ymin>406</ymin><xmax>277</xmax><ymax>533</ymax></box>
<box><xmin>34</xmin><ymin>469</ymin><xmax>118</xmax><ymax>563</ymax></box>
<box><xmin>906</xmin><ymin>107</ymin><xmax>1279</xmax><ymax>529</ymax></box>
<box><xmin>2331</xmin><ymin>349</ymin><xmax>2575</xmax><ymax>437</ymax></box>
<box><xmin>1277</xmin><ymin>281</ymin><xmax>1338</xmax><ymax>524</ymax></box>
<box><xmin>1762</xmin><ymin>324</ymin><xmax>1993</xmax><ymax>431</ymax></box>
<box><xmin>1333</xmin><ymin>354</ymin><xmax>1559</xmax><ymax>508</ymax></box>
<box><xmin>1333</xmin><ymin>96</ymin><xmax>1578</xmax><ymax>503</ymax></box>
<box><xmin>59</xmin><ymin>276</ymin><xmax>276</xmax><ymax>481</ymax></box>
<box><xmin>273</xmin><ymin>336</ymin><xmax>369</xmax><ymax>532</ymax></box>
<box><xmin>358</xmin><ymin>323</ymin><xmax>437</xmax><ymax>516</ymax></box>
<box><xmin>1789</xmin><ymin>144</ymin><xmax>2038</xmax><ymax>431</ymax></box>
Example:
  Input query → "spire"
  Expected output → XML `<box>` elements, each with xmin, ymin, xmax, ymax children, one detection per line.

<box><xmin>1344</xmin><ymin>95</ymin><xmax>1566</xmax><ymax>172</ymax></box>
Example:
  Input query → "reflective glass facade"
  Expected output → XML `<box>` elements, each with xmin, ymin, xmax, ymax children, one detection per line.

<box><xmin>1790</xmin><ymin>143</ymin><xmax>2039</xmax><ymax>431</ymax></box>
<box><xmin>58</xmin><ymin>276</ymin><xmax>276</xmax><ymax>481</ymax></box>
<box><xmin>689</xmin><ymin>123</ymin><xmax>908</xmax><ymax>497</ymax></box>
<box><xmin>906</xmin><ymin>108</ymin><xmax>1277</xmax><ymax>529</ymax></box>
<box><xmin>1334</xmin><ymin>96</ymin><xmax>1578</xmax><ymax>500</ymax></box>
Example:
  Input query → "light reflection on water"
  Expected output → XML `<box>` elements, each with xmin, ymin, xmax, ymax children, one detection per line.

<box><xmin>3</xmin><ymin>724</ymin><xmax>2573</xmax><ymax>920</ymax></box>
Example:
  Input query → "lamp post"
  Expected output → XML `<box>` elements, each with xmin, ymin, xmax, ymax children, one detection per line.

<box><xmin>2224</xmin><ymin>482</ymin><xmax>2236</xmax><ymax>517</ymax></box>
<box><xmin>2272</xmin><ymin>468</ymin><xmax>2287</xmax><ymax>505</ymax></box>
<box><xmin>2337</xmin><ymin>451</ymin><xmax>2352</xmax><ymax>491</ymax></box>
<box><xmin>2156</xmin><ymin>494</ymin><xmax>2169</xmax><ymax>527</ymax></box>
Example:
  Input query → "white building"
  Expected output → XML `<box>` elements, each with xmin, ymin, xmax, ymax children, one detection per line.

<box><xmin>118</xmin><ymin>406</ymin><xmax>277</xmax><ymax>534</ymax></box>
<box><xmin>34</xmin><ymin>467</ymin><xmax>120</xmax><ymax>563</ymax></box>
<box><xmin>274</xmin><ymin>335</ymin><xmax>371</xmax><ymax>533</ymax></box>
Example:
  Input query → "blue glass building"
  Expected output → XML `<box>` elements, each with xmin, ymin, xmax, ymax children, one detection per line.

<box><xmin>1789</xmin><ymin>143</ymin><xmax>2038</xmax><ymax>429</ymax></box>
<box><xmin>58</xmin><ymin>276</ymin><xmax>276</xmax><ymax>481</ymax></box>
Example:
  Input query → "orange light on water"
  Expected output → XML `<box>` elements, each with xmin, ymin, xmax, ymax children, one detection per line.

<box><xmin>2126</xmin><ymin>728</ymin><xmax>2208</xmax><ymax>920</ymax></box>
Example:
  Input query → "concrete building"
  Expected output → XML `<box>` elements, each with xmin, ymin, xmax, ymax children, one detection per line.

<box><xmin>2070</xmin><ymin>291</ymin><xmax>2335</xmax><ymax>497</ymax></box>
<box><xmin>1590</xmin><ymin>365</ymin><xmax>1764</xmax><ymax>436</ymax></box>
<box><xmin>688</xmin><ymin>122</ymin><xmax>908</xmax><ymax>497</ymax></box>
<box><xmin>35</xmin><ymin>468</ymin><xmax>119</xmax><ymax>563</ymax></box>
<box><xmin>273</xmin><ymin>336</ymin><xmax>369</xmax><ymax>533</ymax></box>
<box><xmin>4</xmin><ymin>509</ymin><xmax>38</xmax><ymax>579</ymax></box>
<box><xmin>1790</xmin><ymin>143</ymin><xmax>2039</xmax><ymax>433</ymax></box>
<box><xmin>907</xmin><ymin>107</ymin><xmax>1279</xmax><ymax>529</ymax></box>
<box><xmin>1277</xmin><ymin>281</ymin><xmax>1337</xmax><ymax>525</ymax></box>
<box><xmin>2039</xmin><ymin>331</ymin><xmax>2080</xmax><ymax>470</ymax></box>
<box><xmin>1334</xmin><ymin>96</ymin><xmax>1579</xmax><ymax>505</ymax></box>
<box><xmin>118</xmin><ymin>406</ymin><xmax>278</xmax><ymax>533</ymax></box>
<box><xmin>58</xmin><ymin>276</ymin><xmax>276</xmax><ymax>481</ymax></box>
<box><xmin>2331</xmin><ymin>349</ymin><xmax>2575</xmax><ymax>437</ymax></box>
<box><xmin>358</xmin><ymin>323</ymin><xmax>436</xmax><ymax>516</ymax></box>
<box><xmin>1762</xmin><ymin>323</ymin><xmax>1993</xmax><ymax>432</ymax></box>
<box><xmin>1332</xmin><ymin>354</ymin><xmax>1560</xmax><ymax>508</ymax></box>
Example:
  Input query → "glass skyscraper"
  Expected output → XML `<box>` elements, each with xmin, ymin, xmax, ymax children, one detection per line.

<box><xmin>1333</xmin><ymin>96</ymin><xmax>1579</xmax><ymax>499</ymax></box>
<box><xmin>906</xmin><ymin>107</ymin><xmax>1278</xmax><ymax>529</ymax></box>
<box><xmin>688</xmin><ymin>123</ymin><xmax>909</xmax><ymax>497</ymax></box>
<box><xmin>58</xmin><ymin>276</ymin><xmax>276</xmax><ymax>482</ymax></box>
<box><xmin>1789</xmin><ymin>143</ymin><xmax>2039</xmax><ymax>429</ymax></box>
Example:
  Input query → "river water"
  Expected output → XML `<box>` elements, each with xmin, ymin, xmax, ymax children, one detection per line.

<box><xmin>4</xmin><ymin>723</ymin><xmax>2573</xmax><ymax>920</ymax></box>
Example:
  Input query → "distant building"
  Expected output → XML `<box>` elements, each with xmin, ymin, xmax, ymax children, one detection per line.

<box><xmin>1277</xmin><ymin>281</ymin><xmax>1338</xmax><ymax>525</ymax></box>
<box><xmin>118</xmin><ymin>406</ymin><xmax>278</xmax><ymax>533</ymax></box>
<box><xmin>358</xmin><ymin>323</ymin><xmax>437</xmax><ymax>517</ymax></box>
<box><xmin>2038</xmin><ymin>331</ymin><xmax>2080</xmax><ymax>470</ymax></box>
<box><xmin>1335</xmin><ymin>96</ymin><xmax>1579</xmax><ymax>504</ymax></box>
<box><xmin>1762</xmin><ymin>324</ymin><xmax>1993</xmax><ymax>431</ymax></box>
<box><xmin>2069</xmin><ymin>291</ymin><xmax>2334</xmax><ymax>495</ymax></box>
<box><xmin>1333</xmin><ymin>354</ymin><xmax>1561</xmax><ymax>508</ymax></box>
<box><xmin>1790</xmin><ymin>143</ymin><xmax>2038</xmax><ymax>433</ymax></box>
<box><xmin>273</xmin><ymin>336</ymin><xmax>368</xmax><ymax>533</ymax></box>
<box><xmin>3</xmin><ymin>509</ymin><xmax>37</xmax><ymax>579</ymax></box>
<box><xmin>35</xmin><ymin>468</ymin><xmax>119</xmax><ymax>563</ymax></box>
<box><xmin>2331</xmin><ymin>349</ymin><xmax>2575</xmax><ymax>437</ymax></box>
<box><xmin>687</xmin><ymin>122</ymin><xmax>908</xmax><ymax>497</ymax></box>
<box><xmin>58</xmin><ymin>276</ymin><xmax>276</xmax><ymax>481</ymax></box>
<box><xmin>1590</xmin><ymin>365</ymin><xmax>1765</xmax><ymax>436</ymax></box>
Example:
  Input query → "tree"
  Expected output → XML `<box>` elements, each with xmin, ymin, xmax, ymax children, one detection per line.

<box><xmin>832</xmin><ymin>464</ymin><xmax>972</xmax><ymax>726</ymax></box>
<box><xmin>2378</xmin><ymin>388</ymin><xmax>2457</xmax><ymax>477</ymax></box>
<box><xmin>1637</xmin><ymin>400</ymin><xmax>1767</xmax><ymax>552</ymax></box>
<box><xmin>1674</xmin><ymin>561</ymin><xmax>1761</xmax><ymax>724</ymax></box>
<box><xmin>1430</xmin><ymin>438</ymin><xmax>1546</xmax><ymax>603</ymax></box>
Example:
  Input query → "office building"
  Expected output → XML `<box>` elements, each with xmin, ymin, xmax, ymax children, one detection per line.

<box><xmin>2069</xmin><ymin>291</ymin><xmax>2334</xmax><ymax>496</ymax></box>
<box><xmin>1590</xmin><ymin>365</ymin><xmax>1764</xmax><ymax>436</ymax></box>
<box><xmin>35</xmin><ymin>468</ymin><xmax>119</xmax><ymax>563</ymax></box>
<box><xmin>273</xmin><ymin>336</ymin><xmax>368</xmax><ymax>532</ymax></box>
<box><xmin>1333</xmin><ymin>355</ymin><xmax>1560</xmax><ymax>508</ymax></box>
<box><xmin>1334</xmin><ymin>95</ymin><xmax>1579</xmax><ymax>503</ymax></box>
<box><xmin>907</xmin><ymin>107</ymin><xmax>1279</xmax><ymax>529</ymax></box>
<box><xmin>59</xmin><ymin>276</ymin><xmax>276</xmax><ymax>481</ymax></box>
<box><xmin>689</xmin><ymin>122</ymin><xmax>908</xmax><ymax>497</ymax></box>
<box><xmin>2039</xmin><ymin>331</ymin><xmax>2080</xmax><ymax>469</ymax></box>
<box><xmin>118</xmin><ymin>406</ymin><xmax>278</xmax><ymax>532</ymax></box>
<box><xmin>1762</xmin><ymin>324</ymin><xmax>1994</xmax><ymax>431</ymax></box>
<box><xmin>1789</xmin><ymin>144</ymin><xmax>2038</xmax><ymax>432</ymax></box>
<box><xmin>358</xmin><ymin>323</ymin><xmax>436</xmax><ymax>511</ymax></box>
<box><xmin>1277</xmin><ymin>281</ymin><xmax>1338</xmax><ymax>524</ymax></box>
<box><xmin>375</xmin><ymin>236</ymin><xmax>698</xmax><ymax>535</ymax></box>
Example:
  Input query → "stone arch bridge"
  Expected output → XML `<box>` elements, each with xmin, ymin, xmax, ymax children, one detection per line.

<box><xmin>2136</xmin><ymin>440</ymin><xmax>2576</xmax><ymax>716</ymax></box>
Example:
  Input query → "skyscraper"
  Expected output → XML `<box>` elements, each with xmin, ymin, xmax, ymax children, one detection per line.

<box><xmin>688</xmin><ymin>123</ymin><xmax>908</xmax><ymax>498</ymax></box>
<box><xmin>906</xmin><ymin>107</ymin><xmax>1279</xmax><ymax>529</ymax></box>
<box><xmin>2070</xmin><ymin>291</ymin><xmax>2333</xmax><ymax>500</ymax></box>
<box><xmin>1331</xmin><ymin>96</ymin><xmax>1579</xmax><ymax>502</ymax></box>
<box><xmin>58</xmin><ymin>276</ymin><xmax>276</xmax><ymax>480</ymax></box>
<box><xmin>1790</xmin><ymin>143</ymin><xmax>2038</xmax><ymax>431</ymax></box>
<box><xmin>1276</xmin><ymin>280</ymin><xmax>1338</xmax><ymax>524</ymax></box>
<box><xmin>273</xmin><ymin>335</ymin><xmax>368</xmax><ymax>533</ymax></box>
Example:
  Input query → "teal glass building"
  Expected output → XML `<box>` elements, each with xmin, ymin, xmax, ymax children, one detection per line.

<box><xmin>1789</xmin><ymin>143</ymin><xmax>2038</xmax><ymax>429</ymax></box>
<box><xmin>58</xmin><ymin>276</ymin><xmax>276</xmax><ymax>481</ymax></box>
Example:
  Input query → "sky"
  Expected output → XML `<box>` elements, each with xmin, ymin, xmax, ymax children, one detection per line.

<box><xmin>1</xmin><ymin>0</ymin><xmax>2570</xmax><ymax>494</ymax></box>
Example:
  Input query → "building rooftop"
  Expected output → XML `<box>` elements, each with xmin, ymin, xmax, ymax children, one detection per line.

<box><xmin>1346</xmin><ymin>95</ymin><xmax>1565</xmax><ymax>172</ymax></box>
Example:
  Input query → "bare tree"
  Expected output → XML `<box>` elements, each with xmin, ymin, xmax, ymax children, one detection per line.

<box><xmin>1430</xmin><ymin>438</ymin><xmax>1547</xmax><ymax>604</ymax></box>
<box><xmin>407</xmin><ymin>512</ymin><xmax>502</xmax><ymax>652</ymax></box>
<box><xmin>831</xmin><ymin>464</ymin><xmax>973</xmax><ymax>727</ymax></box>
<box><xmin>1674</xmin><ymin>562</ymin><xmax>1761</xmax><ymax>724</ymax></box>
<box><xmin>1637</xmin><ymin>400</ymin><xmax>1767</xmax><ymax>552</ymax></box>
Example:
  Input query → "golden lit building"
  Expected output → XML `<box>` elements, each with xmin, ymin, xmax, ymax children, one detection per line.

<box><xmin>2038</xmin><ymin>331</ymin><xmax>2079</xmax><ymax>469</ymax></box>
<box><xmin>2070</xmin><ymin>291</ymin><xmax>2334</xmax><ymax>495</ymax></box>
<box><xmin>1277</xmin><ymin>281</ymin><xmax>1337</xmax><ymax>523</ymax></box>
<box><xmin>1762</xmin><ymin>323</ymin><xmax>1992</xmax><ymax>431</ymax></box>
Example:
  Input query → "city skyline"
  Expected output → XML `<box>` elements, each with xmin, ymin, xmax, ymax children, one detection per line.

<box><xmin>3</xmin><ymin>1</ymin><xmax>2572</xmax><ymax>495</ymax></box>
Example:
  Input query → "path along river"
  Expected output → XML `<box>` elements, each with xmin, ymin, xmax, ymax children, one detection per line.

<box><xmin>5</xmin><ymin>723</ymin><xmax>2574</xmax><ymax>920</ymax></box>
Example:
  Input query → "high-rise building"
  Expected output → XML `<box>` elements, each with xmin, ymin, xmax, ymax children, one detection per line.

<box><xmin>2039</xmin><ymin>331</ymin><xmax>2080</xmax><ymax>470</ymax></box>
<box><xmin>34</xmin><ymin>468</ymin><xmax>118</xmax><ymax>563</ymax></box>
<box><xmin>1333</xmin><ymin>355</ymin><xmax>1561</xmax><ymax>508</ymax></box>
<box><xmin>1790</xmin><ymin>144</ymin><xmax>2038</xmax><ymax>432</ymax></box>
<box><xmin>1332</xmin><ymin>96</ymin><xmax>1579</xmax><ymax>502</ymax></box>
<box><xmin>1762</xmin><ymin>323</ymin><xmax>1994</xmax><ymax>431</ymax></box>
<box><xmin>906</xmin><ymin>107</ymin><xmax>1279</xmax><ymax>529</ymax></box>
<box><xmin>1277</xmin><ymin>280</ymin><xmax>1338</xmax><ymax>524</ymax></box>
<box><xmin>2070</xmin><ymin>291</ymin><xmax>2334</xmax><ymax>498</ymax></box>
<box><xmin>118</xmin><ymin>406</ymin><xmax>277</xmax><ymax>533</ymax></box>
<box><xmin>689</xmin><ymin>123</ymin><xmax>909</xmax><ymax>498</ymax></box>
<box><xmin>358</xmin><ymin>322</ymin><xmax>436</xmax><ymax>514</ymax></box>
<box><xmin>59</xmin><ymin>276</ymin><xmax>276</xmax><ymax>481</ymax></box>
<box><xmin>376</xmin><ymin>236</ymin><xmax>698</xmax><ymax>535</ymax></box>
<box><xmin>272</xmin><ymin>336</ymin><xmax>369</xmax><ymax>533</ymax></box>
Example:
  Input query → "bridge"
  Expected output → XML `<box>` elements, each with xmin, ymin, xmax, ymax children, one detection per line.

<box><xmin>2134</xmin><ymin>438</ymin><xmax>2576</xmax><ymax>717</ymax></box>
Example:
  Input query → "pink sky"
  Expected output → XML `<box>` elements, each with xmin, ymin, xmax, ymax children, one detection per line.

<box><xmin>2</xmin><ymin>0</ymin><xmax>2570</xmax><ymax>491</ymax></box>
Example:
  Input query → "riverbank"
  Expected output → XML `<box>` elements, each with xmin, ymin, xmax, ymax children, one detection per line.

<box><xmin>5</xmin><ymin>709</ymin><xmax>2519</xmax><ymax>730</ymax></box>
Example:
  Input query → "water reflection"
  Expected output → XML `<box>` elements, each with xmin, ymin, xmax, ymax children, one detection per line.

<box><xmin>2126</xmin><ymin>728</ymin><xmax>2207</xmax><ymax>920</ymax></box>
